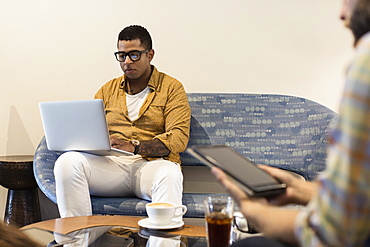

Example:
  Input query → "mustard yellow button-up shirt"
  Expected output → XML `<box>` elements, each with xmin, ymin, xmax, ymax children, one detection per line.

<box><xmin>94</xmin><ymin>66</ymin><xmax>191</xmax><ymax>164</ymax></box>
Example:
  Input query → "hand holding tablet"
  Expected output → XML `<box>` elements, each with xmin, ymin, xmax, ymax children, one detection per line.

<box><xmin>187</xmin><ymin>145</ymin><xmax>286</xmax><ymax>198</ymax></box>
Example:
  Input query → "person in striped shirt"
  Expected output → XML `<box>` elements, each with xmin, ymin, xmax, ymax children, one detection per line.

<box><xmin>212</xmin><ymin>0</ymin><xmax>370</xmax><ymax>246</ymax></box>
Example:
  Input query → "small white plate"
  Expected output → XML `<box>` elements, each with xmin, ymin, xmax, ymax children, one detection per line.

<box><xmin>138</xmin><ymin>218</ymin><xmax>184</xmax><ymax>230</ymax></box>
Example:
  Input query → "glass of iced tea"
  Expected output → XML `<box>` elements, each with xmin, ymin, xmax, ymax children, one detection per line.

<box><xmin>204</xmin><ymin>196</ymin><xmax>234</xmax><ymax>247</ymax></box>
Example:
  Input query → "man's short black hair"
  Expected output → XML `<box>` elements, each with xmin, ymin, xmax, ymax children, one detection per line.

<box><xmin>118</xmin><ymin>25</ymin><xmax>152</xmax><ymax>50</ymax></box>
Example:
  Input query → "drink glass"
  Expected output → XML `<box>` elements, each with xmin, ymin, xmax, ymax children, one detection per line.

<box><xmin>204</xmin><ymin>196</ymin><xmax>234</xmax><ymax>247</ymax></box>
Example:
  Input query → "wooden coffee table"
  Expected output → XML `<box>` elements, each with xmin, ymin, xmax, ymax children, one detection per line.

<box><xmin>21</xmin><ymin>215</ymin><xmax>207</xmax><ymax>246</ymax></box>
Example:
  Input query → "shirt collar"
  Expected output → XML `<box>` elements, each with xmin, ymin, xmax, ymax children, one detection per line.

<box><xmin>355</xmin><ymin>31</ymin><xmax>370</xmax><ymax>49</ymax></box>
<box><xmin>119</xmin><ymin>65</ymin><xmax>159</xmax><ymax>91</ymax></box>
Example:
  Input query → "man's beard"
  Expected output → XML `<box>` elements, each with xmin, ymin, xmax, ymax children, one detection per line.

<box><xmin>349</xmin><ymin>3</ymin><xmax>370</xmax><ymax>45</ymax></box>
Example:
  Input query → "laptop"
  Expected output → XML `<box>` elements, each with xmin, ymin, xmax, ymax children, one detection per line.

<box><xmin>39</xmin><ymin>99</ymin><xmax>134</xmax><ymax>156</ymax></box>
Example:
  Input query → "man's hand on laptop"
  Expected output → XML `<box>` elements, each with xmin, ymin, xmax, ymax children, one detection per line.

<box><xmin>110</xmin><ymin>137</ymin><xmax>135</xmax><ymax>153</ymax></box>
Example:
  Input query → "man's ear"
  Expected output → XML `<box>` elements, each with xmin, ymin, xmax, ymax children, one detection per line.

<box><xmin>148</xmin><ymin>49</ymin><xmax>155</xmax><ymax>62</ymax></box>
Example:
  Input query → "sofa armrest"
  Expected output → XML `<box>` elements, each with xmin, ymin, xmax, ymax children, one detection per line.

<box><xmin>33</xmin><ymin>136</ymin><xmax>62</xmax><ymax>204</ymax></box>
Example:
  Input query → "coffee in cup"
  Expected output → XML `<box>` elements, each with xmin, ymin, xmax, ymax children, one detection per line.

<box><xmin>146</xmin><ymin>202</ymin><xmax>187</xmax><ymax>226</ymax></box>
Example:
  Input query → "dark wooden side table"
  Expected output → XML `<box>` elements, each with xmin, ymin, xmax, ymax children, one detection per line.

<box><xmin>0</xmin><ymin>155</ymin><xmax>41</xmax><ymax>227</ymax></box>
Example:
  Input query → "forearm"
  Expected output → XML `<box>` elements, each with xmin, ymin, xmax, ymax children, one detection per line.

<box><xmin>242</xmin><ymin>200</ymin><xmax>299</xmax><ymax>245</ymax></box>
<box><xmin>110</xmin><ymin>137</ymin><xmax>170</xmax><ymax>157</ymax></box>
<box><xmin>138</xmin><ymin>139</ymin><xmax>170</xmax><ymax>157</ymax></box>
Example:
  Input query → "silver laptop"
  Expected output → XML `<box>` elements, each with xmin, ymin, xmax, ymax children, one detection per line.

<box><xmin>39</xmin><ymin>99</ymin><xmax>134</xmax><ymax>156</ymax></box>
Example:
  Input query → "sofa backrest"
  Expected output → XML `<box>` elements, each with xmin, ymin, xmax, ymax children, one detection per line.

<box><xmin>180</xmin><ymin>93</ymin><xmax>338</xmax><ymax>181</ymax></box>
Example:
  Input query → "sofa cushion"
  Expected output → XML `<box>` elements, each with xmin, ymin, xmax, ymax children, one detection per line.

<box><xmin>91</xmin><ymin>193</ymin><xmax>227</xmax><ymax>218</ymax></box>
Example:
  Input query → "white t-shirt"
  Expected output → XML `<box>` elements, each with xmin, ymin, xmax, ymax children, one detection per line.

<box><xmin>126</xmin><ymin>86</ymin><xmax>151</xmax><ymax>121</ymax></box>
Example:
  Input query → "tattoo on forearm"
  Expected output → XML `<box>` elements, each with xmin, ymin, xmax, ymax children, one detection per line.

<box><xmin>139</xmin><ymin>139</ymin><xmax>170</xmax><ymax>157</ymax></box>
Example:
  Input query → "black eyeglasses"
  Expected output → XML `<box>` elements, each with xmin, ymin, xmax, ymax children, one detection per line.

<box><xmin>114</xmin><ymin>50</ymin><xmax>150</xmax><ymax>62</ymax></box>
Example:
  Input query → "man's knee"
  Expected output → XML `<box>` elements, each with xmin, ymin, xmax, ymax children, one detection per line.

<box><xmin>54</xmin><ymin>152</ymin><xmax>88</xmax><ymax>177</ymax></box>
<box><xmin>155</xmin><ymin>160</ymin><xmax>182</xmax><ymax>180</ymax></box>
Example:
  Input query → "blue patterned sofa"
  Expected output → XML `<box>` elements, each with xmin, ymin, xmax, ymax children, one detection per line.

<box><xmin>33</xmin><ymin>93</ymin><xmax>337</xmax><ymax>219</ymax></box>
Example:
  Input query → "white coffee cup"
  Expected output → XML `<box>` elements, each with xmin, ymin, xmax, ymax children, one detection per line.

<box><xmin>146</xmin><ymin>202</ymin><xmax>187</xmax><ymax>226</ymax></box>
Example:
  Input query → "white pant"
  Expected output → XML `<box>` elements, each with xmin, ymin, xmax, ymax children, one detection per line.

<box><xmin>54</xmin><ymin>152</ymin><xmax>183</xmax><ymax>218</ymax></box>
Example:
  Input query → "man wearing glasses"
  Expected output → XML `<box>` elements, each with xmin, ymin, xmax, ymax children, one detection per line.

<box><xmin>54</xmin><ymin>25</ymin><xmax>191</xmax><ymax>218</ymax></box>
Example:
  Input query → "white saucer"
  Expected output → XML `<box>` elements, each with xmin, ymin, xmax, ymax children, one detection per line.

<box><xmin>138</xmin><ymin>218</ymin><xmax>184</xmax><ymax>230</ymax></box>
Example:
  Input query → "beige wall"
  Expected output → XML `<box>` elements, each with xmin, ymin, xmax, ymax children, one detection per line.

<box><xmin>0</xmin><ymin>0</ymin><xmax>354</xmax><ymax>217</ymax></box>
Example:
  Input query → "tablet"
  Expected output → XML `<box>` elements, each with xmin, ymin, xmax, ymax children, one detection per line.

<box><xmin>186</xmin><ymin>145</ymin><xmax>286</xmax><ymax>198</ymax></box>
